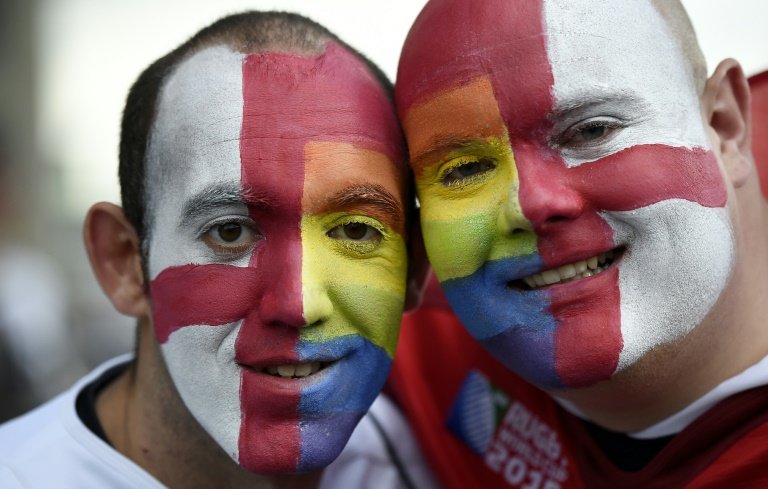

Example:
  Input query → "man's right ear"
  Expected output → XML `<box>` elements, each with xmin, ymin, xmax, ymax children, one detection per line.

<box><xmin>83</xmin><ymin>202</ymin><xmax>149</xmax><ymax>318</ymax></box>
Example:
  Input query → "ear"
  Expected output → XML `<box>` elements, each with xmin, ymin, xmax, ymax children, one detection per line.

<box><xmin>702</xmin><ymin>58</ymin><xmax>752</xmax><ymax>188</ymax></box>
<box><xmin>404</xmin><ymin>208</ymin><xmax>431</xmax><ymax>312</ymax></box>
<box><xmin>83</xmin><ymin>202</ymin><xmax>149</xmax><ymax>317</ymax></box>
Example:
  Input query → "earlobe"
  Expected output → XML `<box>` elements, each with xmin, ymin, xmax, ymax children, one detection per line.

<box><xmin>83</xmin><ymin>202</ymin><xmax>149</xmax><ymax>318</ymax></box>
<box><xmin>702</xmin><ymin>58</ymin><xmax>752</xmax><ymax>188</ymax></box>
<box><xmin>404</xmin><ymin>209</ymin><xmax>431</xmax><ymax>312</ymax></box>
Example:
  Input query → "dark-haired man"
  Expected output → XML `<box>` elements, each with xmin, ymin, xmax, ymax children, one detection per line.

<box><xmin>390</xmin><ymin>0</ymin><xmax>768</xmax><ymax>487</ymax></box>
<box><xmin>0</xmin><ymin>11</ymin><xmax>432</xmax><ymax>488</ymax></box>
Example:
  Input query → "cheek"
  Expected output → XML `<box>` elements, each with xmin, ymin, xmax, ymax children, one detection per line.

<box><xmin>607</xmin><ymin>201</ymin><xmax>736</xmax><ymax>370</ymax></box>
<box><xmin>418</xmin><ymin>151</ymin><xmax>533</xmax><ymax>282</ymax></box>
<box><xmin>158</xmin><ymin>325</ymin><xmax>243</xmax><ymax>458</ymax></box>
<box><xmin>299</xmin><ymin>216</ymin><xmax>407</xmax><ymax>357</ymax></box>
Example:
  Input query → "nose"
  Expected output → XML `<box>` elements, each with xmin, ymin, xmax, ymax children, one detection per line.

<box><xmin>302</xmin><ymin>282</ymin><xmax>333</xmax><ymax>327</ymax></box>
<box><xmin>512</xmin><ymin>144</ymin><xmax>585</xmax><ymax>231</ymax></box>
<box><xmin>256</xmin><ymin>237</ymin><xmax>306</xmax><ymax>329</ymax></box>
<box><xmin>301</xmin><ymin>249</ymin><xmax>334</xmax><ymax>327</ymax></box>
<box><xmin>498</xmin><ymin>183</ymin><xmax>534</xmax><ymax>235</ymax></box>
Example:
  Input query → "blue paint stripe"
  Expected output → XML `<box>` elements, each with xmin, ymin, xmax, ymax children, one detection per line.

<box><xmin>297</xmin><ymin>410</ymin><xmax>361</xmax><ymax>471</ymax></box>
<box><xmin>296</xmin><ymin>336</ymin><xmax>391</xmax><ymax>470</ymax></box>
<box><xmin>441</xmin><ymin>254</ymin><xmax>563</xmax><ymax>388</ymax></box>
<box><xmin>296</xmin><ymin>336</ymin><xmax>390</xmax><ymax>413</ymax></box>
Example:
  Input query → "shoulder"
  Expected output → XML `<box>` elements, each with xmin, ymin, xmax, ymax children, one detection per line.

<box><xmin>0</xmin><ymin>355</ymin><xmax>163</xmax><ymax>489</ymax></box>
<box><xmin>0</xmin><ymin>388</ymin><xmax>72</xmax><ymax>460</ymax></box>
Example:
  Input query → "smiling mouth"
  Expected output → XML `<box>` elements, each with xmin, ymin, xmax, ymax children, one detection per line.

<box><xmin>516</xmin><ymin>248</ymin><xmax>624</xmax><ymax>290</ymax></box>
<box><xmin>260</xmin><ymin>362</ymin><xmax>332</xmax><ymax>379</ymax></box>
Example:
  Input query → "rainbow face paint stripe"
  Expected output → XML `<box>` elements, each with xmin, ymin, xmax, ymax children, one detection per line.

<box><xmin>146</xmin><ymin>43</ymin><xmax>407</xmax><ymax>473</ymax></box>
<box><xmin>396</xmin><ymin>0</ymin><xmax>734</xmax><ymax>389</ymax></box>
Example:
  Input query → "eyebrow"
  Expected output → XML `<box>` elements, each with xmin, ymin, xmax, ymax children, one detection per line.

<box><xmin>324</xmin><ymin>184</ymin><xmax>405</xmax><ymax>234</ymax></box>
<box><xmin>179</xmin><ymin>182</ymin><xmax>273</xmax><ymax>226</ymax></box>
<box><xmin>551</xmin><ymin>91</ymin><xmax>649</xmax><ymax>117</ymax></box>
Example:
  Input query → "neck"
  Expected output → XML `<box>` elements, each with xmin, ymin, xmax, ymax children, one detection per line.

<box><xmin>96</xmin><ymin>320</ymin><xmax>321</xmax><ymax>489</ymax></box>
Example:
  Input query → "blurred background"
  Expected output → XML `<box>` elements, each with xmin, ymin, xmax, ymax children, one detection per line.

<box><xmin>0</xmin><ymin>0</ymin><xmax>766</xmax><ymax>420</ymax></box>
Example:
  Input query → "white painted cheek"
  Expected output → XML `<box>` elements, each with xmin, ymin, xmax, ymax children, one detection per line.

<box><xmin>600</xmin><ymin>201</ymin><xmax>734</xmax><ymax>371</ymax></box>
<box><xmin>545</xmin><ymin>0</ymin><xmax>710</xmax><ymax>167</ymax></box>
<box><xmin>161</xmin><ymin>322</ymin><xmax>243</xmax><ymax>462</ymax></box>
<box><xmin>145</xmin><ymin>46</ymin><xmax>247</xmax><ymax>280</ymax></box>
<box><xmin>142</xmin><ymin>47</ymin><xmax>251</xmax><ymax>464</ymax></box>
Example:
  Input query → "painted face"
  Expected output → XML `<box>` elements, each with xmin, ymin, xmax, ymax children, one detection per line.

<box><xmin>397</xmin><ymin>0</ymin><xmax>734</xmax><ymax>389</ymax></box>
<box><xmin>144</xmin><ymin>43</ymin><xmax>407</xmax><ymax>473</ymax></box>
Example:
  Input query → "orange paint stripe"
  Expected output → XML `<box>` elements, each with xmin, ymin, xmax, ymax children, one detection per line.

<box><xmin>303</xmin><ymin>141</ymin><xmax>406</xmax><ymax>235</ymax></box>
<box><xmin>402</xmin><ymin>76</ymin><xmax>507</xmax><ymax>176</ymax></box>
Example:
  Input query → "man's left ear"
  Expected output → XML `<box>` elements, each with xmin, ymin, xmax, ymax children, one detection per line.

<box><xmin>404</xmin><ymin>209</ymin><xmax>430</xmax><ymax>312</ymax></box>
<box><xmin>702</xmin><ymin>58</ymin><xmax>752</xmax><ymax>188</ymax></box>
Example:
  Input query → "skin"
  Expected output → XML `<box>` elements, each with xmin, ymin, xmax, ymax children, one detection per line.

<box><xmin>84</xmin><ymin>40</ymin><xmax>416</xmax><ymax>488</ymax></box>
<box><xmin>396</xmin><ymin>0</ymin><xmax>768</xmax><ymax>431</ymax></box>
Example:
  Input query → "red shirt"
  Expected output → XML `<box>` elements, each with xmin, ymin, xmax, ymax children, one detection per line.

<box><xmin>388</xmin><ymin>279</ymin><xmax>768</xmax><ymax>489</ymax></box>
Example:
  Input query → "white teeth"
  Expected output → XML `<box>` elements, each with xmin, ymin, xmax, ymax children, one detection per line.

<box><xmin>519</xmin><ymin>251</ymin><xmax>619</xmax><ymax>290</ymax></box>
<box><xmin>524</xmin><ymin>277</ymin><xmax>536</xmax><ymax>288</ymax></box>
<box><xmin>265</xmin><ymin>362</ymin><xmax>324</xmax><ymax>378</ymax></box>
<box><xmin>542</xmin><ymin>270</ymin><xmax>561</xmax><ymax>285</ymax></box>
<box><xmin>277</xmin><ymin>365</ymin><xmax>295</xmax><ymax>377</ymax></box>
<box><xmin>558</xmin><ymin>264</ymin><xmax>576</xmax><ymax>280</ymax></box>
<box><xmin>294</xmin><ymin>363</ymin><xmax>311</xmax><ymax>377</ymax></box>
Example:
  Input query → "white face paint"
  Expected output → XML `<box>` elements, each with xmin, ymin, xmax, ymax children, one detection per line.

<box><xmin>145</xmin><ymin>46</ymin><xmax>247</xmax><ymax>461</ymax></box>
<box><xmin>544</xmin><ymin>0</ymin><xmax>734</xmax><ymax>372</ymax></box>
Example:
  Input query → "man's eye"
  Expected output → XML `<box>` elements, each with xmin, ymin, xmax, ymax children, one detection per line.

<box><xmin>203</xmin><ymin>220</ymin><xmax>259</xmax><ymax>255</ymax></box>
<box><xmin>327</xmin><ymin>222</ymin><xmax>382</xmax><ymax>242</ymax></box>
<box><xmin>216</xmin><ymin>222</ymin><xmax>244</xmax><ymax>242</ymax></box>
<box><xmin>442</xmin><ymin>158</ymin><xmax>496</xmax><ymax>186</ymax></box>
<box><xmin>575</xmin><ymin>124</ymin><xmax>608</xmax><ymax>142</ymax></box>
<box><xmin>561</xmin><ymin>118</ymin><xmax>621</xmax><ymax>146</ymax></box>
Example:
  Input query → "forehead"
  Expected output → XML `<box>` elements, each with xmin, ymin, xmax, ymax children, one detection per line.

<box><xmin>146</xmin><ymin>43</ymin><xmax>403</xmax><ymax>200</ymax></box>
<box><xmin>398</xmin><ymin>0</ymin><xmax>697</xmax><ymax>122</ymax></box>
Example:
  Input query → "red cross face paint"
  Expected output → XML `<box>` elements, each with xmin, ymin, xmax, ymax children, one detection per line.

<box><xmin>397</xmin><ymin>0</ymin><xmax>734</xmax><ymax>389</ymax></box>
<box><xmin>144</xmin><ymin>43</ymin><xmax>407</xmax><ymax>473</ymax></box>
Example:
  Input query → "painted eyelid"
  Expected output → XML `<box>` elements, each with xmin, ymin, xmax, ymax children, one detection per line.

<box><xmin>326</xmin><ymin>215</ymin><xmax>389</xmax><ymax>239</ymax></box>
<box><xmin>438</xmin><ymin>156</ymin><xmax>498</xmax><ymax>183</ymax></box>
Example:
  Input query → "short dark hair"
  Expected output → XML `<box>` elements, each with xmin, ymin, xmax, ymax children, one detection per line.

<box><xmin>119</xmin><ymin>11</ymin><xmax>395</xmax><ymax>251</ymax></box>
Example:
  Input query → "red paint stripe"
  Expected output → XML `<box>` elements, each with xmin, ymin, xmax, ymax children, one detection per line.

<box><xmin>519</xmin><ymin>144</ymin><xmax>727</xmax><ymax>267</ymax></box>
<box><xmin>480</xmin><ymin>1</ymin><xmax>620</xmax><ymax>388</ymax></box>
<box><xmin>566</xmin><ymin>145</ymin><xmax>726</xmax><ymax>212</ymax></box>
<box><xmin>150</xmin><ymin>264</ymin><xmax>261</xmax><ymax>344</ymax></box>
<box><xmin>237</xmin><ymin>50</ymin><xmax>305</xmax><ymax>470</ymax></box>
<box><xmin>238</xmin><ymin>369</ymin><xmax>301</xmax><ymax>472</ymax></box>
<box><xmin>550</xmin><ymin>268</ymin><xmax>622</xmax><ymax>387</ymax></box>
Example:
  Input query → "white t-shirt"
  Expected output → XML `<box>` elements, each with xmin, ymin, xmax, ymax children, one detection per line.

<box><xmin>0</xmin><ymin>356</ymin><xmax>436</xmax><ymax>489</ymax></box>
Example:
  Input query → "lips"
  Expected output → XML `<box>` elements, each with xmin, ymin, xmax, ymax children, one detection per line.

<box><xmin>516</xmin><ymin>248</ymin><xmax>623</xmax><ymax>290</ymax></box>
